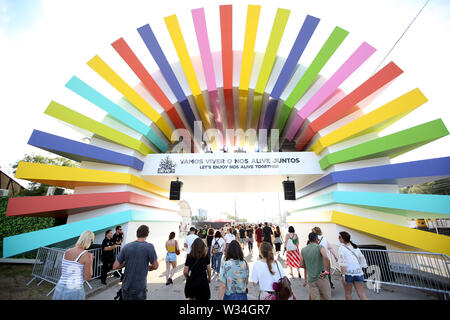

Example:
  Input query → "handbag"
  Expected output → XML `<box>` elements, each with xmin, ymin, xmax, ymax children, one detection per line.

<box><xmin>343</xmin><ymin>245</ymin><xmax>367</xmax><ymax>268</ymax></box>
<box><xmin>274</xmin><ymin>262</ymin><xmax>295</xmax><ymax>300</ymax></box>
<box><xmin>286</xmin><ymin>235</ymin><xmax>297</xmax><ymax>251</ymax></box>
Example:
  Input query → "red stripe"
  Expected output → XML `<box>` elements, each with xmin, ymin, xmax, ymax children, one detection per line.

<box><xmin>295</xmin><ymin>62</ymin><xmax>403</xmax><ymax>150</ymax></box>
<box><xmin>111</xmin><ymin>38</ymin><xmax>186</xmax><ymax>129</ymax></box>
<box><xmin>6</xmin><ymin>191</ymin><xmax>179</xmax><ymax>218</ymax></box>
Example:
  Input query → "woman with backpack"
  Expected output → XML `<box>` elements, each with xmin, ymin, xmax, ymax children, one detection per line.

<box><xmin>184</xmin><ymin>238</ymin><xmax>212</xmax><ymax>300</ymax></box>
<box><xmin>210</xmin><ymin>230</ymin><xmax>225</xmax><ymax>275</ymax></box>
<box><xmin>283</xmin><ymin>226</ymin><xmax>302</xmax><ymax>278</ymax></box>
<box><xmin>250</xmin><ymin>242</ymin><xmax>287</xmax><ymax>300</ymax></box>
<box><xmin>218</xmin><ymin>240</ymin><xmax>249</xmax><ymax>300</ymax></box>
<box><xmin>338</xmin><ymin>231</ymin><xmax>368</xmax><ymax>300</ymax></box>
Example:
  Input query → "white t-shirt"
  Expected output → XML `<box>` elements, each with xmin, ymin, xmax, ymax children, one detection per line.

<box><xmin>338</xmin><ymin>244</ymin><xmax>367</xmax><ymax>276</ymax></box>
<box><xmin>318</xmin><ymin>235</ymin><xmax>330</xmax><ymax>260</ymax></box>
<box><xmin>250</xmin><ymin>260</ymin><xmax>285</xmax><ymax>292</ymax></box>
<box><xmin>224</xmin><ymin>233</ymin><xmax>236</xmax><ymax>244</ymax></box>
<box><xmin>184</xmin><ymin>234</ymin><xmax>199</xmax><ymax>254</ymax></box>
<box><xmin>211</xmin><ymin>237</ymin><xmax>225</xmax><ymax>253</ymax></box>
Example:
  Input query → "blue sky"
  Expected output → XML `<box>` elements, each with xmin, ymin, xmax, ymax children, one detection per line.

<box><xmin>0</xmin><ymin>0</ymin><xmax>42</xmax><ymax>36</ymax></box>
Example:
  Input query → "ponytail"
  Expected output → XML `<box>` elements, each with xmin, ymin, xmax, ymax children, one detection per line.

<box><xmin>260</xmin><ymin>242</ymin><xmax>275</xmax><ymax>275</ymax></box>
<box><xmin>339</xmin><ymin>231</ymin><xmax>358</xmax><ymax>249</ymax></box>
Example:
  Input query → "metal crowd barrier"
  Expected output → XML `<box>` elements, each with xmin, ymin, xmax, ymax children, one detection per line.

<box><xmin>26</xmin><ymin>246</ymin><xmax>121</xmax><ymax>296</ymax></box>
<box><xmin>359</xmin><ymin>248</ymin><xmax>450</xmax><ymax>298</ymax></box>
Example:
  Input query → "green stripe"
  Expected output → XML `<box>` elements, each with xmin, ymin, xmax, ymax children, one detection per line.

<box><xmin>319</xmin><ymin>119</ymin><xmax>449</xmax><ymax>170</ymax></box>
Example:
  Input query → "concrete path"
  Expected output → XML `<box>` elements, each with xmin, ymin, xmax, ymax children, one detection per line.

<box><xmin>88</xmin><ymin>246</ymin><xmax>438</xmax><ymax>300</ymax></box>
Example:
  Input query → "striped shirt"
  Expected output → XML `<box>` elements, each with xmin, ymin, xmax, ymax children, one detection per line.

<box><xmin>58</xmin><ymin>250</ymin><xmax>86</xmax><ymax>288</ymax></box>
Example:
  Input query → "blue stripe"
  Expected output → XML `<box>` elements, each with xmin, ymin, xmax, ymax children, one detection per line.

<box><xmin>28</xmin><ymin>130</ymin><xmax>144</xmax><ymax>170</ymax></box>
<box><xmin>65</xmin><ymin>76</ymin><xmax>167</xmax><ymax>152</ymax></box>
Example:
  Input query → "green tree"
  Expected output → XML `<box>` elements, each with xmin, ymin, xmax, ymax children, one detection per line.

<box><xmin>11</xmin><ymin>153</ymin><xmax>79</xmax><ymax>196</ymax></box>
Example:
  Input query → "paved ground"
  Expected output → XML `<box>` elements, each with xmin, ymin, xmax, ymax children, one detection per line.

<box><xmin>88</xmin><ymin>246</ymin><xmax>439</xmax><ymax>300</ymax></box>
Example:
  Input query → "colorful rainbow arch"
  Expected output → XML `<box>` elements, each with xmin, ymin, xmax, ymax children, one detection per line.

<box><xmin>3</xmin><ymin>5</ymin><xmax>449</xmax><ymax>258</ymax></box>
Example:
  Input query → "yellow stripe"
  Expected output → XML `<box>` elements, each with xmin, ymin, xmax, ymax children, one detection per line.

<box><xmin>87</xmin><ymin>55</ymin><xmax>172</xmax><ymax>140</ymax></box>
<box><xmin>289</xmin><ymin>210</ymin><xmax>450</xmax><ymax>255</ymax></box>
<box><xmin>15</xmin><ymin>162</ymin><xmax>168</xmax><ymax>198</ymax></box>
<box><xmin>254</xmin><ymin>8</ymin><xmax>290</xmax><ymax>94</ymax></box>
<box><xmin>310</xmin><ymin>88</ymin><xmax>428</xmax><ymax>154</ymax></box>
<box><xmin>164</xmin><ymin>15</ymin><xmax>212</xmax><ymax>129</ymax></box>
<box><xmin>239</xmin><ymin>5</ymin><xmax>261</xmax><ymax>91</ymax></box>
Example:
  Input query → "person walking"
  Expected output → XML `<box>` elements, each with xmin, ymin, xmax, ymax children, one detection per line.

<box><xmin>250</xmin><ymin>242</ymin><xmax>285</xmax><ymax>300</ymax></box>
<box><xmin>218</xmin><ymin>240</ymin><xmax>249</xmax><ymax>300</ymax></box>
<box><xmin>53</xmin><ymin>231</ymin><xmax>94</xmax><ymax>300</ymax></box>
<box><xmin>262</xmin><ymin>222</ymin><xmax>273</xmax><ymax>245</ymax></box>
<box><xmin>273</xmin><ymin>226</ymin><xmax>283</xmax><ymax>259</ymax></box>
<box><xmin>101</xmin><ymin>229</ymin><xmax>117</xmax><ymax>285</ymax></box>
<box><xmin>301</xmin><ymin>232</ymin><xmax>331</xmax><ymax>300</ymax></box>
<box><xmin>238</xmin><ymin>226</ymin><xmax>246</xmax><ymax>250</ymax></box>
<box><xmin>312</xmin><ymin>227</ymin><xmax>338</xmax><ymax>289</ymax></box>
<box><xmin>283</xmin><ymin>226</ymin><xmax>302</xmax><ymax>278</ymax></box>
<box><xmin>206</xmin><ymin>228</ymin><xmax>215</xmax><ymax>263</ymax></box>
<box><xmin>184</xmin><ymin>227</ymin><xmax>199</xmax><ymax>255</ymax></box>
<box><xmin>246</xmin><ymin>225</ymin><xmax>254</xmax><ymax>255</ymax></box>
<box><xmin>112</xmin><ymin>225</ymin><xmax>158</xmax><ymax>300</ymax></box>
<box><xmin>112</xmin><ymin>226</ymin><xmax>124</xmax><ymax>279</ymax></box>
<box><xmin>165</xmin><ymin>231</ymin><xmax>180</xmax><ymax>285</ymax></box>
<box><xmin>211</xmin><ymin>230</ymin><xmax>225</xmax><ymax>275</ymax></box>
<box><xmin>338</xmin><ymin>231</ymin><xmax>368</xmax><ymax>300</ymax></box>
<box><xmin>224</xmin><ymin>227</ymin><xmax>236</xmax><ymax>258</ymax></box>
<box><xmin>255</xmin><ymin>224</ymin><xmax>263</xmax><ymax>249</ymax></box>
<box><xmin>184</xmin><ymin>238</ymin><xmax>212</xmax><ymax>300</ymax></box>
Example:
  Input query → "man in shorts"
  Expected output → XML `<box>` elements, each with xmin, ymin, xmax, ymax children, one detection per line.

<box><xmin>301</xmin><ymin>232</ymin><xmax>331</xmax><ymax>300</ymax></box>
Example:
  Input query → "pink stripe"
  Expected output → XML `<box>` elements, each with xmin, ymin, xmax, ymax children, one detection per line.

<box><xmin>192</xmin><ymin>8</ymin><xmax>217</xmax><ymax>91</ymax></box>
<box><xmin>285</xmin><ymin>42</ymin><xmax>376</xmax><ymax>140</ymax></box>
<box><xmin>192</xmin><ymin>8</ymin><xmax>224</xmax><ymax>138</ymax></box>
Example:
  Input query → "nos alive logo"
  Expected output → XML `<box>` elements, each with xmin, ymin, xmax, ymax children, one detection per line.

<box><xmin>157</xmin><ymin>156</ymin><xmax>176</xmax><ymax>174</ymax></box>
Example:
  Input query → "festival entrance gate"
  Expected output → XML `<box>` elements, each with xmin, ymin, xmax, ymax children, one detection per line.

<box><xmin>3</xmin><ymin>5</ymin><xmax>450</xmax><ymax>267</ymax></box>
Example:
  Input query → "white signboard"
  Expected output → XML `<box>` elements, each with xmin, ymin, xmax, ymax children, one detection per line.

<box><xmin>142</xmin><ymin>152</ymin><xmax>323</xmax><ymax>176</ymax></box>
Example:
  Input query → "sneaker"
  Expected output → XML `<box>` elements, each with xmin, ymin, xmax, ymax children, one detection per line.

<box><xmin>165</xmin><ymin>279</ymin><xmax>170</xmax><ymax>286</ymax></box>
<box><xmin>101</xmin><ymin>281</ymin><xmax>107</xmax><ymax>285</ymax></box>
<box><xmin>169</xmin><ymin>278</ymin><xmax>173</xmax><ymax>284</ymax></box>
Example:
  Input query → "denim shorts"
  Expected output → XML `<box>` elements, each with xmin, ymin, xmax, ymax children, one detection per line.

<box><xmin>223</xmin><ymin>292</ymin><xmax>247</xmax><ymax>300</ymax></box>
<box><xmin>345</xmin><ymin>274</ymin><xmax>365</xmax><ymax>283</ymax></box>
<box><xmin>52</xmin><ymin>282</ymin><xmax>85</xmax><ymax>300</ymax></box>
<box><xmin>166</xmin><ymin>252</ymin><xmax>177</xmax><ymax>262</ymax></box>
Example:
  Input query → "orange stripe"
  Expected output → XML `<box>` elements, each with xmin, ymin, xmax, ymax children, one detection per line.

<box><xmin>220</xmin><ymin>5</ymin><xmax>233</xmax><ymax>90</ymax></box>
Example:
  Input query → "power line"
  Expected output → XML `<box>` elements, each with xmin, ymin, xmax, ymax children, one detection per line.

<box><xmin>373</xmin><ymin>0</ymin><xmax>431</xmax><ymax>73</ymax></box>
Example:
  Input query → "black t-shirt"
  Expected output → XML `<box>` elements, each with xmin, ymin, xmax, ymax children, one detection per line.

<box><xmin>263</xmin><ymin>226</ymin><xmax>273</xmax><ymax>242</ymax></box>
<box><xmin>232</xmin><ymin>229</ymin><xmax>237</xmax><ymax>237</ymax></box>
<box><xmin>239</xmin><ymin>229</ymin><xmax>246</xmax><ymax>238</ymax></box>
<box><xmin>206</xmin><ymin>235</ymin><xmax>214</xmax><ymax>247</ymax></box>
<box><xmin>185</xmin><ymin>255</ymin><xmax>210</xmax><ymax>280</ymax></box>
<box><xmin>112</xmin><ymin>233</ymin><xmax>123</xmax><ymax>245</ymax></box>
<box><xmin>102</xmin><ymin>238</ymin><xmax>116</xmax><ymax>260</ymax></box>
<box><xmin>246</xmin><ymin>229</ymin><xmax>253</xmax><ymax>238</ymax></box>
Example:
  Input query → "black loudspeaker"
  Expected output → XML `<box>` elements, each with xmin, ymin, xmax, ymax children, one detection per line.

<box><xmin>170</xmin><ymin>180</ymin><xmax>183</xmax><ymax>200</ymax></box>
<box><xmin>283</xmin><ymin>180</ymin><xmax>296</xmax><ymax>200</ymax></box>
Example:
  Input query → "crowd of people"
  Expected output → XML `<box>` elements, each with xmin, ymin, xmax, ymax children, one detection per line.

<box><xmin>52</xmin><ymin>222</ymin><xmax>369</xmax><ymax>301</ymax></box>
